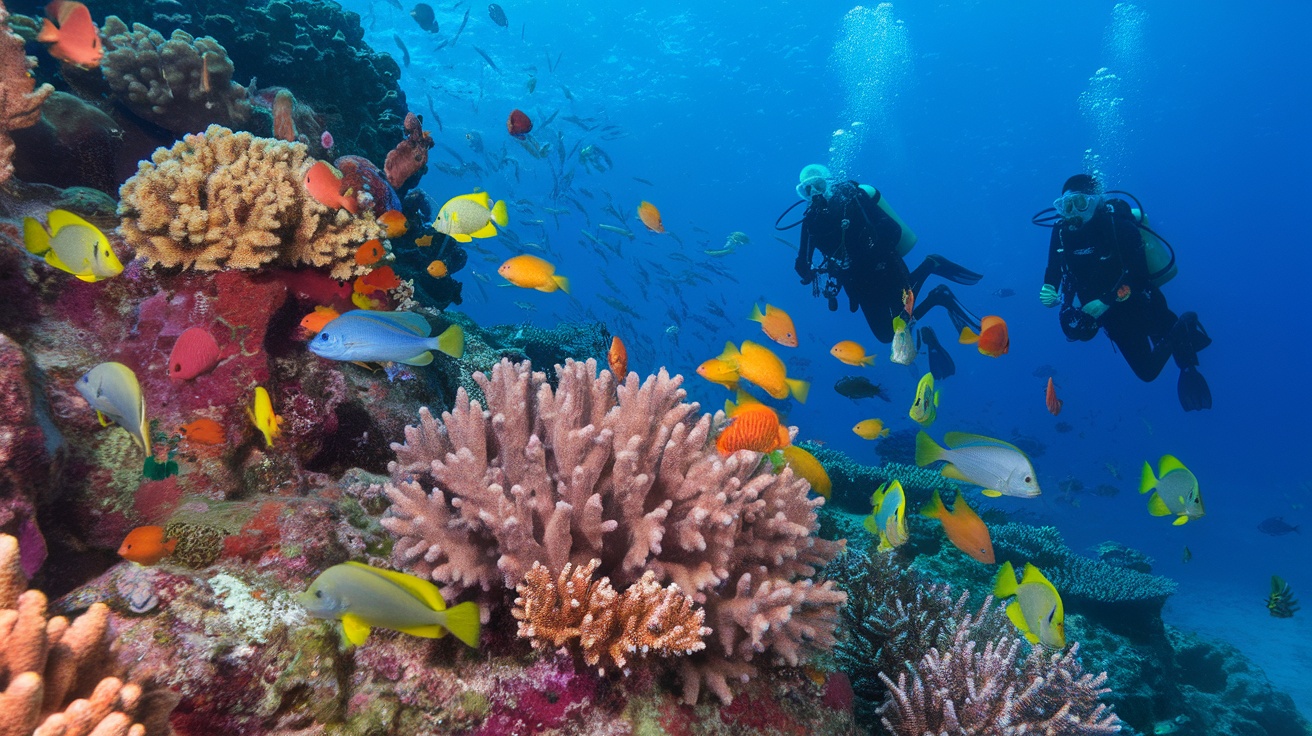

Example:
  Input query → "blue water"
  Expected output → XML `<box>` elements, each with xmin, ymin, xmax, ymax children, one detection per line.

<box><xmin>342</xmin><ymin>0</ymin><xmax>1312</xmax><ymax>711</ymax></box>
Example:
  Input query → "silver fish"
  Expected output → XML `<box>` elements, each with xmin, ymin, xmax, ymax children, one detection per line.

<box><xmin>76</xmin><ymin>362</ymin><xmax>149</xmax><ymax>450</ymax></box>
<box><xmin>891</xmin><ymin>317</ymin><xmax>917</xmax><ymax>365</ymax></box>
<box><xmin>916</xmin><ymin>431</ymin><xmax>1041</xmax><ymax>498</ymax></box>
<box><xmin>310</xmin><ymin>311</ymin><xmax>464</xmax><ymax>366</ymax></box>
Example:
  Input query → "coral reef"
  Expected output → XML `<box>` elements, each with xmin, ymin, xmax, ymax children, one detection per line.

<box><xmin>383</xmin><ymin>112</ymin><xmax>432</xmax><ymax>190</ymax></box>
<box><xmin>0</xmin><ymin>0</ymin><xmax>53</xmax><ymax>185</ymax></box>
<box><xmin>382</xmin><ymin>358</ymin><xmax>846</xmax><ymax>703</ymax></box>
<box><xmin>99</xmin><ymin>17</ymin><xmax>251</xmax><ymax>135</ymax></box>
<box><xmin>806</xmin><ymin>444</ymin><xmax>955</xmax><ymax>515</ymax></box>
<box><xmin>0</xmin><ymin>334</ymin><xmax>61</xmax><ymax>577</ymax></box>
<box><xmin>118</xmin><ymin>125</ymin><xmax>383</xmax><ymax>279</ymax></box>
<box><xmin>1168</xmin><ymin>626</ymin><xmax>1310</xmax><ymax>736</ymax></box>
<box><xmin>10</xmin><ymin>92</ymin><xmax>123</xmax><ymax>194</ymax></box>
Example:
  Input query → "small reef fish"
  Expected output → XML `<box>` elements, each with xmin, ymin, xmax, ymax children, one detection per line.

<box><xmin>696</xmin><ymin>356</ymin><xmax>739</xmax><ymax>390</ymax></box>
<box><xmin>304</xmin><ymin>161</ymin><xmax>360</xmax><ymax>215</ymax></box>
<box><xmin>1258</xmin><ymin>517</ymin><xmax>1300</xmax><ymax>536</ymax></box>
<box><xmin>434</xmin><ymin>192</ymin><xmax>509</xmax><ymax>242</ymax></box>
<box><xmin>781</xmin><ymin>445</ymin><xmax>831</xmax><ymax>499</ymax></box>
<box><xmin>354</xmin><ymin>265</ymin><xmax>402</xmax><ymax>295</ymax></box>
<box><xmin>607</xmin><ymin>336</ymin><xmax>627</xmax><ymax>378</ymax></box>
<box><xmin>379</xmin><ymin>210</ymin><xmax>408</xmax><ymax>238</ymax></box>
<box><xmin>1266</xmin><ymin>576</ymin><xmax>1300</xmax><ymax>619</ymax></box>
<box><xmin>749</xmin><ymin>303</ymin><xmax>798</xmax><ymax>348</ymax></box>
<box><xmin>831</xmin><ymin>340</ymin><xmax>875</xmax><ymax>367</ymax></box>
<box><xmin>833</xmin><ymin>376</ymin><xmax>889</xmax><ymax>402</ymax></box>
<box><xmin>76</xmin><ymin>362</ymin><xmax>148</xmax><ymax>450</ymax></box>
<box><xmin>921</xmin><ymin>490</ymin><xmax>994</xmax><ymax>563</ymax></box>
<box><xmin>410</xmin><ymin>2</ymin><xmax>437</xmax><ymax>31</ymax></box>
<box><xmin>993</xmin><ymin>561</ymin><xmax>1066</xmax><ymax>649</ymax></box>
<box><xmin>1140</xmin><ymin>455</ymin><xmax>1203</xmax><ymax>525</ymax></box>
<box><xmin>1181</xmin><ymin>546</ymin><xmax>1192</xmax><ymax>564</ymax></box>
<box><xmin>507</xmin><ymin>109</ymin><xmax>532</xmax><ymax>139</ymax></box>
<box><xmin>310</xmin><ymin>310</ymin><xmax>465</xmax><ymax>365</ymax></box>
<box><xmin>487</xmin><ymin>3</ymin><xmax>508</xmax><ymax>28</ymax></box>
<box><xmin>415</xmin><ymin>234</ymin><xmax>434</xmax><ymax>247</ymax></box>
<box><xmin>167</xmin><ymin>327</ymin><xmax>220</xmax><ymax>382</ymax></box>
<box><xmin>299</xmin><ymin>561</ymin><xmax>481</xmax><ymax>647</ymax></box>
<box><xmin>426</xmin><ymin>260</ymin><xmax>448</xmax><ymax>278</ymax></box>
<box><xmin>498</xmin><ymin>255</ymin><xmax>569</xmax><ymax>293</ymax></box>
<box><xmin>355</xmin><ymin>239</ymin><xmax>386</xmax><ymax>266</ymax></box>
<box><xmin>909</xmin><ymin>372</ymin><xmax>939</xmax><ymax>427</ymax></box>
<box><xmin>959</xmin><ymin>315</ymin><xmax>1010</xmax><ymax>357</ymax></box>
<box><xmin>38</xmin><ymin>0</ymin><xmax>103</xmax><ymax>67</ymax></box>
<box><xmin>718</xmin><ymin>341</ymin><xmax>808</xmax><ymax>402</ymax></box>
<box><xmin>864</xmin><ymin>480</ymin><xmax>907</xmax><ymax>551</ymax></box>
<box><xmin>118</xmin><ymin>526</ymin><xmax>177</xmax><ymax>566</ymax></box>
<box><xmin>716</xmin><ymin>401</ymin><xmax>790</xmax><ymax>456</ymax></box>
<box><xmin>248</xmin><ymin>386</ymin><xmax>282</xmax><ymax>447</ymax></box>
<box><xmin>179</xmin><ymin>418</ymin><xmax>225</xmax><ymax>445</ymax></box>
<box><xmin>916</xmin><ymin>431</ymin><xmax>1041</xmax><ymax>498</ymax></box>
<box><xmin>23</xmin><ymin>209</ymin><xmax>124</xmax><ymax>282</ymax></box>
<box><xmin>637</xmin><ymin>201</ymin><xmax>665</xmax><ymax>233</ymax></box>
<box><xmin>1045</xmin><ymin>377</ymin><xmax>1063</xmax><ymax>416</ymax></box>
<box><xmin>300</xmin><ymin>306</ymin><xmax>341</xmax><ymax>336</ymax></box>
<box><xmin>890</xmin><ymin>317</ymin><xmax>916</xmax><ymax>366</ymax></box>
<box><xmin>852</xmin><ymin>419</ymin><xmax>890</xmax><ymax>440</ymax></box>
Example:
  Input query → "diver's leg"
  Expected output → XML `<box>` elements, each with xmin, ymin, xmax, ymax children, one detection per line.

<box><xmin>1169</xmin><ymin>310</ymin><xmax>1212</xmax><ymax>411</ymax></box>
<box><xmin>908</xmin><ymin>254</ymin><xmax>984</xmax><ymax>291</ymax></box>
<box><xmin>1102</xmin><ymin>303</ymin><xmax>1173</xmax><ymax>382</ymax></box>
<box><xmin>912</xmin><ymin>284</ymin><xmax>981</xmax><ymax>335</ymax></box>
<box><xmin>856</xmin><ymin>290</ymin><xmax>897</xmax><ymax>343</ymax></box>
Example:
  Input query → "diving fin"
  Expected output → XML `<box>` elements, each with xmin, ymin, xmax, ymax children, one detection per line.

<box><xmin>918</xmin><ymin>326</ymin><xmax>956</xmax><ymax>380</ymax></box>
<box><xmin>1177</xmin><ymin>366</ymin><xmax>1212</xmax><ymax>412</ymax></box>
<box><xmin>913</xmin><ymin>284</ymin><xmax>980</xmax><ymax>335</ymax></box>
<box><xmin>925</xmin><ymin>254</ymin><xmax>983</xmax><ymax>285</ymax></box>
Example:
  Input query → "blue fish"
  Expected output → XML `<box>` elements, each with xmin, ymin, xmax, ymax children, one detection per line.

<box><xmin>309</xmin><ymin>311</ymin><xmax>464</xmax><ymax>366</ymax></box>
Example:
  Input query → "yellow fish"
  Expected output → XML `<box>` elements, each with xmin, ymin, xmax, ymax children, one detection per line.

<box><xmin>853</xmin><ymin>419</ymin><xmax>890</xmax><ymax>440</ymax></box>
<box><xmin>993</xmin><ymin>562</ymin><xmax>1065</xmax><ymax>649</ymax></box>
<box><xmin>299</xmin><ymin>562</ymin><xmax>481</xmax><ymax>647</ymax></box>
<box><xmin>909</xmin><ymin>372</ymin><xmax>939</xmax><ymax>427</ymax></box>
<box><xmin>23</xmin><ymin>209</ymin><xmax>124</xmax><ymax>282</ymax></box>
<box><xmin>781</xmin><ymin>445</ymin><xmax>831</xmax><ymax>499</ymax></box>
<box><xmin>433</xmin><ymin>191</ymin><xmax>509</xmax><ymax>243</ymax></box>
<box><xmin>696</xmin><ymin>355</ymin><xmax>740</xmax><ymax>390</ymax></box>
<box><xmin>247</xmin><ymin>386</ymin><xmax>282</xmax><ymax>447</ymax></box>
<box><xmin>1140</xmin><ymin>455</ymin><xmax>1204</xmax><ymax>525</ymax></box>
<box><xmin>863</xmin><ymin>480</ymin><xmax>907</xmax><ymax>550</ymax></box>
<box><xmin>498</xmin><ymin>254</ymin><xmax>569</xmax><ymax>293</ymax></box>
<box><xmin>830</xmin><ymin>340</ymin><xmax>875</xmax><ymax>367</ymax></box>
<box><xmin>719</xmin><ymin>340</ymin><xmax>809</xmax><ymax>402</ymax></box>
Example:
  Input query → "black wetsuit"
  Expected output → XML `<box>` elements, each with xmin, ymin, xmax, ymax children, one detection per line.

<box><xmin>1043</xmin><ymin>199</ymin><xmax>1178</xmax><ymax>381</ymax></box>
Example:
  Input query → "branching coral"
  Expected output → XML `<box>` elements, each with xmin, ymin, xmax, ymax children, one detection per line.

<box><xmin>118</xmin><ymin>125</ymin><xmax>383</xmax><ymax>279</ymax></box>
<box><xmin>0</xmin><ymin>0</ymin><xmax>53</xmax><ymax>184</ymax></box>
<box><xmin>0</xmin><ymin>534</ymin><xmax>170</xmax><ymax>736</ymax></box>
<box><xmin>100</xmin><ymin>16</ymin><xmax>250</xmax><ymax>134</ymax></box>
<box><xmin>381</xmin><ymin>358</ymin><xmax>846</xmax><ymax>703</ymax></box>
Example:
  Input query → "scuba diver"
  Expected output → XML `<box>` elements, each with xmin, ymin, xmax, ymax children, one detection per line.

<box><xmin>1035</xmin><ymin>174</ymin><xmax>1212</xmax><ymax>411</ymax></box>
<box><xmin>784</xmin><ymin>164</ymin><xmax>983</xmax><ymax>377</ymax></box>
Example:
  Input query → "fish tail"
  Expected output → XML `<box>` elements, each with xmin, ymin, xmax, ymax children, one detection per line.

<box><xmin>1138</xmin><ymin>461</ymin><xmax>1157</xmax><ymax>494</ymax></box>
<box><xmin>914</xmin><ymin>431</ymin><xmax>943</xmax><ymax>468</ymax></box>
<box><xmin>958</xmin><ymin>326</ymin><xmax>980</xmax><ymax>345</ymax></box>
<box><xmin>490</xmin><ymin>199</ymin><xmax>509</xmax><ymax>227</ymax></box>
<box><xmin>919</xmin><ymin>489</ymin><xmax>946</xmax><ymax>519</ymax></box>
<box><xmin>861</xmin><ymin>355</ymin><xmax>877</xmax><ymax>367</ymax></box>
<box><xmin>441</xmin><ymin>600</ymin><xmax>482</xmax><ymax>648</ymax></box>
<box><xmin>22</xmin><ymin>217</ymin><xmax>51</xmax><ymax>256</ymax></box>
<box><xmin>37</xmin><ymin>18</ymin><xmax>58</xmax><ymax>43</ymax></box>
<box><xmin>786</xmin><ymin>378</ymin><xmax>810</xmax><ymax>404</ymax></box>
<box><xmin>436</xmin><ymin>324</ymin><xmax>465</xmax><ymax>358</ymax></box>
<box><xmin>749</xmin><ymin>303</ymin><xmax>765</xmax><ymax>322</ymax></box>
<box><xmin>993</xmin><ymin>560</ymin><xmax>1018</xmax><ymax>598</ymax></box>
<box><xmin>552</xmin><ymin>274</ymin><xmax>570</xmax><ymax>294</ymax></box>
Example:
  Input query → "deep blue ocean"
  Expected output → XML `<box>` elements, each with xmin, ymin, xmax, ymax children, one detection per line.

<box><xmin>342</xmin><ymin>0</ymin><xmax>1311</xmax><ymax>713</ymax></box>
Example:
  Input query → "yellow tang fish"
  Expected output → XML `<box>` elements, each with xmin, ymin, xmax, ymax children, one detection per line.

<box><xmin>433</xmin><ymin>191</ymin><xmax>509</xmax><ymax>243</ymax></box>
<box><xmin>23</xmin><ymin>209</ymin><xmax>124</xmax><ymax>282</ymax></box>
<box><xmin>909</xmin><ymin>372</ymin><xmax>939</xmax><ymax>427</ymax></box>
<box><xmin>248</xmin><ymin>386</ymin><xmax>282</xmax><ymax>447</ymax></box>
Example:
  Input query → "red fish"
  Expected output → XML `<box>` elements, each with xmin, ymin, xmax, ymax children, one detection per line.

<box><xmin>168</xmin><ymin>327</ymin><xmax>220</xmax><ymax>381</ymax></box>
<box><xmin>118</xmin><ymin>526</ymin><xmax>177</xmax><ymax>566</ymax></box>
<box><xmin>1045</xmin><ymin>377</ymin><xmax>1063</xmax><ymax>416</ymax></box>
<box><xmin>355</xmin><ymin>239</ymin><xmax>385</xmax><ymax>266</ymax></box>
<box><xmin>716</xmin><ymin>403</ymin><xmax>790</xmax><ymax>456</ymax></box>
<box><xmin>959</xmin><ymin>315</ymin><xmax>1009</xmax><ymax>357</ymax></box>
<box><xmin>179</xmin><ymin>418</ymin><xmax>225</xmax><ymax>445</ymax></box>
<box><xmin>507</xmin><ymin>109</ymin><xmax>533</xmax><ymax>139</ymax></box>
<box><xmin>902</xmin><ymin>288</ymin><xmax>915</xmax><ymax>316</ymax></box>
<box><xmin>378</xmin><ymin>210</ymin><xmax>407</xmax><ymax>238</ymax></box>
<box><xmin>608</xmin><ymin>336</ymin><xmax>627</xmax><ymax>378</ymax></box>
<box><xmin>304</xmin><ymin>161</ymin><xmax>360</xmax><ymax>215</ymax></box>
<box><xmin>353</xmin><ymin>265</ymin><xmax>401</xmax><ymax>295</ymax></box>
<box><xmin>38</xmin><ymin>0</ymin><xmax>103</xmax><ymax>68</ymax></box>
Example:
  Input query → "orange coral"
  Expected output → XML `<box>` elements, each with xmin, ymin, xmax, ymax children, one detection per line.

<box><xmin>0</xmin><ymin>0</ymin><xmax>54</xmax><ymax>184</ymax></box>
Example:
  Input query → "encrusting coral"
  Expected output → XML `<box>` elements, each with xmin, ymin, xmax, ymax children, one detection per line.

<box><xmin>0</xmin><ymin>0</ymin><xmax>53</xmax><ymax>185</ymax></box>
<box><xmin>118</xmin><ymin>125</ymin><xmax>383</xmax><ymax>279</ymax></box>
<box><xmin>99</xmin><ymin>17</ymin><xmax>251</xmax><ymax>135</ymax></box>
<box><xmin>0</xmin><ymin>534</ymin><xmax>169</xmax><ymax>736</ymax></box>
<box><xmin>382</xmin><ymin>358</ymin><xmax>846</xmax><ymax>703</ymax></box>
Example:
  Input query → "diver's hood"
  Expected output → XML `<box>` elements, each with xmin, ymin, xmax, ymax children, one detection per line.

<box><xmin>796</xmin><ymin>163</ymin><xmax>832</xmax><ymax>200</ymax></box>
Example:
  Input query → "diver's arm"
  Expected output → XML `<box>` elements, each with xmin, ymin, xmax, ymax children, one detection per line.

<box><xmin>1042</xmin><ymin>228</ymin><xmax>1063</xmax><ymax>289</ymax></box>
<box><xmin>795</xmin><ymin>220</ymin><xmax>815</xmax><ymax>283</ymax></box>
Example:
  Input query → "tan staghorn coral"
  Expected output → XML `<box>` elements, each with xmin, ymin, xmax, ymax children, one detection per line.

<box><xmin>100</xmin><ymin>17</ymin><xmax>251</xmax><ymax>134</ymax></box>
<box><xmin>118</xmin><ymin>125</ymin><xmax>383</xmax><ymax>279</ymax></box>
<box><xmin>513</xmin><ymin>559</ymin><xmax>710</xmax><ymax>674</ymax></box>
<box><xmin>382</xmin><ymin>358</ymin><xmax>846</xmax><ymax>703</ymax></box>
<box><xmin>0</xmin><ymin>0</ymin><xmax>53</xmax><ymax>185</ymax></box>
<box><xmin>0</xmin><ymin>535</ymin><xmax>170</xmax><ymax>736</ymax></box>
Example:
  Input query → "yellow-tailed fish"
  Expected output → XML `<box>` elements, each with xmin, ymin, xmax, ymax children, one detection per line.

<box><xmin>498</xmin><ymin>254</ymin><xmax>570</xmax><ymax>293</ymax></box>
<box><xmin>76</xmin><ymin>362</ymin><xmax>148</xmax><ymax>450</ymax></box>
<box><xmin>915</xmin><ymin>431</ymin><xmax>1041</xmax><ymax>498</ymax></box>
<box><xmin>23</xmin><ymin>209</ymin><xmax>124</xmax><ymax>282</ymax></box>
<box><xmin>433</xmin><ymin>191</ymin><xmax>509</xmax><ymax>243</ymax></box>
<box><xmin>696</xmin><ymin>355</ymin><xmax>740</xmax><ymax>390</ymax></box>
<box><xmin>1140</xmin><ymin>455</ymin><xmax>1203</xmax><ymax>525</ymax></box>
<box><xmin>909</xmin><ymin>372</ymin><xmax>939</xmax><ymax>427</ymax></box>
<box><xmin>863</xmin><ymin>480</ymin><xmax>907</xmax><ymax>550</ymax></box>
<box><xmin>248</xmin><ymin>386</ymin><xmax>282</xmax><ymax>447</ymax></box>
<box><xmin>781</xmin><ymin>445</ymin><xmax>831</xmax><ymax>499</ymax></box>
<box><xmin>719</xmin><ymin>340</ymin><xmax>809</xmax><ymax>402</ymax></box>
<box><xmin>310</xmin><ymin>311</ymin><xmax>464</xmax><ymax>365</ymax></box>
<box><xmin>299</xmin><ymin>561</ymin><xmax>481</xmax><ymax>647</ymax></box>
<box><xmin>993</xmin><ymin>561</ymin><xmax>1065</xmax><ymax>649</ymax></box>
<box><xmin>853</xmin><ymin>419</ymin><xmax>890</xmax><ymax>440</ymax></box>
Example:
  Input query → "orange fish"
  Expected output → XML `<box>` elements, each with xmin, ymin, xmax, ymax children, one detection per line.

<box><xmin>719</xmin><ymin>341</ymin><xmax>809</xmax><ymax>402</ymax></box>
<box><xmin>118</xmin><ymin>526</ymin><xmax>177</xmax><ymax>566</ymax></box>
<box><xmin>921</xmin><ymin>490</ymin><xmax>995</xmax><ymax>564</ymax></box>
<box><xmin>415</xmin><ymin>234</ymin><xmax>434</xmax><ymax>247</ymax></box>
<box><xmin>379</xmin><ymin>210</ymin><xmax>408</xmax><ymax>238</ymax></box>
<box><xmin>902</xmin><ymin>288</ymin><xmax>915</xmax><ymax>316</ymax></box>
<box><xmin>716</xmin><ymin>403</ymin><xmax>790</xmax><ymax>456</ymax></box>
<box><xmin>608</xmin><ymin>336</ymin><xmax>628</xmax><ymax>378</ymax></box>
<box><xmin>696</xmin><ymin>356</ymin><xmax>739</xmax><ymax>389</ymax></box>
<box><xmin>179</xmin><ymin>418</ymin><xmax>225</xmax><ymax>445</ymax></box>
<box><xmin>498</xmin><ymin>254</ymin><xmax>569</xmax><ymax>293</ymax></box>
<box><xmin>300</xmin><ymin>305</ymin><xmax>340</xmax><ymax>335</ymax></box>
<box><xmin>1045</xmin><ymin>377</ymin><xmax>1063</xmax><ymax>416</ymax></box>
<box><xmin>355</xmin><ymin>239</ymin><xmax>385</xmax><ymax>266</ymax></box>
<box><xmin>959</xmin><ymin>316</ymin><xmax>1009</xmax><ymax>357</ymax></box>
<box><xmin>830</xmin><ymin>340</ymin><xmax>876</xmax><ymax>367</ymax></box>
<box><xmin>38</xmin><ymin>0</ymin><xmax>103</xmax><ymax>68</ymax></box>
<box><xmin>354</xmin><ymin>265</ymin><xmax>401</xmax><ymax>294</ymax></box>
<box><xmin>426</xmin><ymin>260</ymin><xmax>448</xmax><ymax>278</ymax></box>
<box><xmin>749</xmin><ymin>303</ymin><xmax>798</xmax><ymax>348</ymax></box>
<box><xmin>637</xmin><ymin>201</ymin><xmax>665</xmax><ymax>234</ymax></box>
<box><xmin>303</xmin><ymin>161</ymin><xmax>360</xmax><ymax>215</ymax></box>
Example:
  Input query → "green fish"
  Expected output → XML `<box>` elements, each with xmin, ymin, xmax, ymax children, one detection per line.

<box><xmin>993</xmin><ymin>561</ymin><xmax>1065</xmax><ymax>649</ymax></box>
<box><xmin>1140</xmin><ymin>455</ymin><xmax>1203</xmax><ymax>525</ymax></box>
<box><xmin>299</xmin><ymin>562</ymin><xmax>481</xmax><ymax>647</ymax></box>
<box><xmin>76</xmin><ymin>362</ymin><xmax>149</xmax><ymax>451</ymax></box>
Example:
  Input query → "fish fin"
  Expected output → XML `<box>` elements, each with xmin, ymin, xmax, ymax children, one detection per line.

<box><xmin>404</xmin><ymin>351</ymin><xmax>435</xmax><ymax>366</ymax></box>
<box><xmin>749</xmin><ymin>303</ymin><xmax>765</xmax><ymax>323</ymax></box>
<box><xmin>958</xmin><ymin>326</ymin><xmax>980</xmax><ymax>344</ymax></box>
<box><xmin>1138</xmin><ymin>461</ymin><xmax>1157</xmax><ymax>494</ymax></box>
<box><xmin>341</xmin><ymin>561</ymin><xmax>447</xmax><ymax>611</ymax></box>
<box><xmin>981</xmin><ymin>489</ymin><xmax>1003</xmax><ymax>498</ymax></box>
<box><xmin>993</xmin><ymin>562</ymin><xmax>1018</xmax><ymax>598</ymax></box>
<box><xmin>354</xmin><ymin>310</ymin><xmax>432</xmax><ymax>336</ymax></box>
<box><xmin>490</xmin><ymin>200</ymin><xmax>509</xmax><ymax>227</ymax></box>
<box><xmin>942</xmin><ymin>431</ymin><xmax>1024</xmax><ymax>453</ymax></box>
<box><xmin>717</xmin><ymin>341</ymin><xmax>740</xmax><ymax>363</ymax></box>
<box><xmin>552</xmin><ymin>275</ymin><xmax>570</xmax><ymax>294</ymax></box>
<box><xmin>436</xmin><ymin>324</ymin><xmax>465</xmax><ymax>358</ymax></box>
<box><xmin>938</xmin><ymin>464</ymin><xmax>970</xmax><ymax>483</ymax></box>
<box><xmin>1019</xmin><ymin>563</ymin><xmax>1050</xmax><ymax>588</ymax></box>
<box><xmin>469</xmin><ymin>221</ymin><xmax>498</xmax><ymax>239</ymax></box>
<box><xmin>1005</xmin><ymin>601</ymin><xmax>1031</xmax><ymax>635</ymax></box>
<box><xmin>1147</xmin><ymin>492</ymin><xmax>1172</xmax><ymax>516</ymax></box>
<box><xmin>96</xmin><ymin>410</ymin><xmax>110</xmax><ymax>427</ymax></box>
<box><xmin>1158</xmin><ymin>454</ymin><xmax>1188</xmax><ymax>476</ymax></box>
<box><xmin>861</xmin><ymin>355</ymin><xmax>877</xmax><ymax>366</ymax></box>
<box><xmin>22</xmin><ymin>217</ymin><xmax>51</xmax><ymax>255</ymax></box>
<box><xmin>893</xmin><ymin>316</ymin><xmax>906</xmax><ymax>332</ymax></box>
<box><xmin>786</xmin><ymin>378</ymin><xmax>810</xmax><ymax>404</ymax></box>
<box><xmin>73</xmin><ymin>271</ymin><xmax>100</xmax><ymax>283</ymax></box>
<box><xmin>441</xmin><ymin>600</ymin><xmax>482</xmax><ymax>648</ymax></box>
<box><xmin>919</xmin><ymin>489</ymin><xmax>946</xmax><ymax>519</ymax></box>
<box><xmin>451</xmin><ymin>232</ymin><xmax>473</xmax><ymax>243</ymax></box>
<box><xmin>455</xmin><ymin>191</ymin><xmax>492</xmax><ymax>207</ymax></box>
<box><xmin>394</xmin><ymin>623</ymin><xmax>447</xmax><ymax>638</ymax></box>
<box><xmin>37</xmin><ymin>18</ymin><xmax>59</xmax><ymax>43</ymax></box>
<box><xmin>47</xmin><ymin>208</ymin><xmax>95</xmax><ymax>232</ymax></box>
<box><xmin>340</xmin><ymin>613</ymin><xmax>372</xmax><ymax>646</ymax></box>
<box><xmin>914</xmin><ymin>431</ymin><xmax>943</xmax><ymax>467</ymax></box>
<box><xmin>1172</xmin><ymin>516</ymin><xmax>1189</xmax><ymax>526</ymax></box>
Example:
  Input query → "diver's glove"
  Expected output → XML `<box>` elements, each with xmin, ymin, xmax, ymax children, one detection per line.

<box><xmin>795</xmin><ymin>260</ymin><xmax>815</xmax><ymax>285</ymax></box>
<box><xmin>1039</xmin><ymin>284</ymin><xmax>1059</xmax><ymax>308</ymax></box>
<box><xmin>1081</xmin><ymin>299</ymin><xmax>1109</xmax><ymax>319</ymax></box>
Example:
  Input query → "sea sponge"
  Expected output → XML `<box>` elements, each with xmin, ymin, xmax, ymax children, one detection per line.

<box><xmin>0</xmin><ymin>0</ymin><xmax>53</xmax><ymax>184</ymax></box>
<box><xmin>118</xmin><ymin>125</ymin><xmax>383</xmax><ymax>279</ymax></box>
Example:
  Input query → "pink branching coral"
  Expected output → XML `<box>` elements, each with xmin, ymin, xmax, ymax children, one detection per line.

<box><xmin>878</xmin><ymin>607</ymin><xmax>1122</xmax><ymax>735</ymax></box>
<box><xmin>0</xmin><ymin>0</ymin><xmax>53</xmax><ymax>184</ymax></box>
<box><xmin>382</xmin><ymin>358</ymin><xmax>846</xmax><ymax>703</ymax></box>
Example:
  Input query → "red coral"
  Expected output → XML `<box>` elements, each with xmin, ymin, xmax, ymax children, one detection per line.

<box><xmin>382</xmin><ymin>112</ymin><xmax>432</xmax><ymax>189</ymax></box>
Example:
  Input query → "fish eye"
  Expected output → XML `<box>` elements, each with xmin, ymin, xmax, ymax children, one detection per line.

<box><xmin>319</xmin><ymin>333</ymin><xmax>329</xmax><ymax>340</ymax></box>
<box><xmin>1025</xmin><ymin>476</ymin><xmax>1033</xmax><ymax>483</ymax></box>
<box><xmin>314</xmin><ymin>590</ymin><xmax>323</xmax><ymax>598</ymax></box>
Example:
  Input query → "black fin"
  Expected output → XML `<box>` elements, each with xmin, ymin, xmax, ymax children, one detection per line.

<box><xmin>1177</xmin><ymin>366</ymin><xmax>1212</xmax><ymax>412</ymax></box>
<box><xmin>919</xmin><ymin>326</ymin><xmax>956</xmax><ymax>380</ymax></box>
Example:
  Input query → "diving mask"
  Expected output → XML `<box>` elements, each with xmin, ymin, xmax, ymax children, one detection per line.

<box><xmin>797</xmin><ymin>176</ymin><xmax>828</xmax><ymax>200</ymax></box>
<box><xmin>1053</xmin><ymin>191</ymin><xmax>1101</xmax><ymax>224</ymax></box>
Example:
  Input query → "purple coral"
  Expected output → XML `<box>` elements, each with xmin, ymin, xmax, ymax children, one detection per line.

<box><xmin>381</xmin><ymin>358</ymin><xmax>846</xmax><ymax>703</ymax></box>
